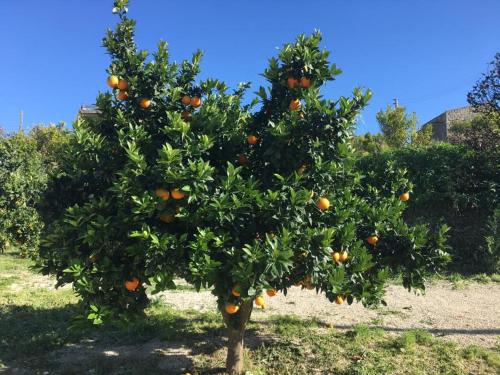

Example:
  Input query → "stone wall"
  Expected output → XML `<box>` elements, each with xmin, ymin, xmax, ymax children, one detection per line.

<box><xmin>423</xmin><ymin>106</ymin><xmax>478</xmax><ymax>141</ymax></box>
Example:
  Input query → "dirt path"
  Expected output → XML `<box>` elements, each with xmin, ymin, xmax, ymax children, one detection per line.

<box><xmin>156</xmin><ymin>281</ymin><xmax>500</xmax><ymax>349</ymax></box>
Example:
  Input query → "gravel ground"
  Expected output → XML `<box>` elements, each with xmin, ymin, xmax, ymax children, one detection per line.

<box><xmin>155</xmin><ymin>281</ymin><xmax>500</xmax><ymax>349</ymax></box>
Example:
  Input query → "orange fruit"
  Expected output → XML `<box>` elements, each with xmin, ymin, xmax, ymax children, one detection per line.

<box><xmin>266</xmin><ymin>289</ymin><xmax>277</xmax><ymax>297</ymax></box>
<box><xmin>171</xmin><ymin>189</ymin><xmax>186</xmax><ymax>200</ymax></box>
<box><xmin>247</xmin><ymin>135</ymin><xmax>258</xmax><ymax>145</ymax></box>
<box><xmin>155</xmin><ymin>188</ymin><xmax>170</xmax><ymax>201</ymax></box>
<box><xmin>231</xmin><ymin>285</ymin><xmax>241</xmax><ymax>297</ymax></box>
<box><xmin>225</xmin><ymin>303</ymin><xmax>239</xmax><ymax>314</ymax></box>
<box><xmin>181</xmin><ymin>95</ymin><xmax>191</xmax><ymax>106</ymax></box>
<box><xmin>125</xmin><ymin>277</ymin><xmax>140</xmax><ymax>291</ymax></box>
<box><xmin>287</xmin><ymin>77</ymin><xmax>298</xmax><ymax>88</ymax></box>
<box><xmin>339</xmin><ymin>251</ymin><xmax>348</xmax><ymax>262</ymax></box>
<box><xmin>367</xmin><ymin>235</ymin><xmax>379</xmax><ymax>245</ymax></box>
<box><xmin>289</xmin><ymin>99</ymin><xmax>301</xmax><ymax>111</ymax></box>
<box><xmin>297</xmin><ymin>165</ymin><xmax>306</xmax><ymax>175</ymax></box>
<box><xmin>399</xmin><ymin>192</ymin><xmax>410</xmax><ymax>202</ymax></box>
<box><xmin>190</xmin><ymin>96</ymin><xmax>202</xmax><ymax>108</ymax></box>
<box><xmin>300</xmin><ymin>77</ymin><xmax>311</xmax><ymax>88</ymax></box>
<box><xmin>335</xmin><ymin>295</ymin><xmax>344</xmax><ymax>305</ymax></box>
<box><xmin>181</xmin><ymin>111</ymin><xmax>191</xmax><ymax>121</ymax></box>
<box><xmin>160</xmin><ymin>214</ymin><xmax>175</xmax><ymax>223</ymax></box>
<box><xmin>117</xmin><ymin>91</ymin><xmax>129</xmax><ymax>101</ymax></box>
<box><xmin>316</xmin><ymin>197</ymin><xmax>330</xmax><ymax>210</ymax></box>
<box><xmin>139</xmin><ymin>98</ymin><xmax>151</xmax><ymax>109</ymax></box>
<box><xmin>238</xmin><ymin>154</ymin><xmax>249</xmax><ymax>165</ymax></box>
<box><xmin>107</xmin><ymin>75</ymin><xmax>119</xmax><ymax>88</ymax></box>
<box><xmin>255</xmin><ymin>295</ymin><xmax>265</xmax><ymax>308</ymax></box>
<box><xmin>332</xmin><ymin>251</ymin><xmax>341</xmax><ymax>262</ymax></box>
<box><xmin>117</xmin><ymin>79</ymin><xmax>128</xmax><ymax>90</ymax></box>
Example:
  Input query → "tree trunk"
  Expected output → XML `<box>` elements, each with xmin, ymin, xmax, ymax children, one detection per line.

<box><xmin>222</xmin><ymin>300</ymin><xmax>253</xmax><ymax>375</ymax></box>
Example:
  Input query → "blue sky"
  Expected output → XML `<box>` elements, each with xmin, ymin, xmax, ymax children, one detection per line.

<box><xmin>0</xmin><ymin>0</ymin><xmax>498</xmax><ymax>134</ymax></box>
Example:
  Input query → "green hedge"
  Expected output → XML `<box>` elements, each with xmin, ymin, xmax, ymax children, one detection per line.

<box><xmin>0</xmin><ymin>133</ymin><xmax>47</xmax><ymax>255</ymax></box>
<box><xmin>357</xmin><ymin>144</ymin><xmax>499</xmax><ymax>274</ymax></box>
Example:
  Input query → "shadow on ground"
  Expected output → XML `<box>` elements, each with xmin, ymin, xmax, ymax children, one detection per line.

<box><xmin>0</xmin><ymin>304</ymin><xmax>268</xmax><ymax>375</ymax></box>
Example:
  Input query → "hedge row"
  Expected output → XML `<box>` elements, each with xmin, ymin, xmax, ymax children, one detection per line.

<box><xmin>357</xmin><ymin>143</ymin><xmax>499</xmax><ymax>274</ymax></box>
<box><xmin>0</xmin><ymin>133</ymin><xmax>47</xmax><ymax>254</ymax></box>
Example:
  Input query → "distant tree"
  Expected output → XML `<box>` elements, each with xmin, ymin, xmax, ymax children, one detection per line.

<box><xmin>353</xmin><ymin>132</ymin><xmax>387</xmax><ymax>155</ymax></box>
<box><xmin>28</xmin><ymin>122</ymin><xmax>70</xmax><ymax>173</ymax></box>
<box><xmin>449</xmin><ymin>113</ymin><xmax>500</xmax><ymax>152</ymax></box>
<box><xmin>376</xmin><ymin>105</ymin><xmax>416</xmax><ymax>148</ymax></box>
<box><xmin>467</xmin><ymin>53</ymin><xmax>499</xmax><ymax>115</ymax></box>
<box><xmin>411</xmin><ymin>123</ymin><xmax>433</xmax><ymax>147</ymax></box>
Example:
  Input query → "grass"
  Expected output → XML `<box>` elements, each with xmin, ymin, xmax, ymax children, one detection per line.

<box><xmin>1</xmin><ymin>250</ymin><xmax>499</xmax><ymax>374</ymax></box>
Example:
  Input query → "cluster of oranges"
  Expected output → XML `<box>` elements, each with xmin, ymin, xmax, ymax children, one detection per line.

<box><xmin>224</xmin><ymin>285</ymin><xmax>277</xmax><ymax>314</ymax></box>
<box><xmin>286</xmin><ymin>76</ymin><xmax>312</xmax><ymax>90</ymax></box>
<box><xmin>331</xmin><ymin>250</ymin><xmax>348</xmax><ymax>263</ymax></box>
<box><xmin>286</xmin><ymin>76</ymin><xmax>311</xmax><ymax>112</ymax></box>
<box><xmin>155</xmin><ymin>188</ymin><xmax>186</xmax><ymax>224</ymax></box>
<box><xmin>181</xmin><ymin>94</ymin><xmax>202</xmax><ymax>121</ymax></box>
<box><xmin>107</xmin><ymin>75</ymin><xmax>151</xmax><ymax>109</ymax></box>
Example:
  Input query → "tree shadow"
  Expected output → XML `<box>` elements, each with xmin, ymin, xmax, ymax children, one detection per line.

<box><xmin>0</xmin><ymin>303</ymin><xmax>268</xmax><ymax>375</ymax></box>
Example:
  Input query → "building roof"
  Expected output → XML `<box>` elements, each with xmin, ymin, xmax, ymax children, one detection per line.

<box><xmin>78</xmin><ymin>105</ymin><xmax>101</xmax><ymax>118</ymax></box>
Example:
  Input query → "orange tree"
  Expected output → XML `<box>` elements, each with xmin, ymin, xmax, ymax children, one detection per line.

<box><xmin>37</xmin><ymin>1</ymin><xmax>449</xmax><ymax>373</ymax></box>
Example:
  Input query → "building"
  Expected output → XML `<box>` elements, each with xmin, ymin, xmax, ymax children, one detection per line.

<box><xmin>78</xmin><ymin>105</ymin><xmax>101</xmax><ymax>119</ymax></box>
<box><xmin>422</xmin><ymin>106</ymin><xmax>478</xmax><ymax>141</ymax></box>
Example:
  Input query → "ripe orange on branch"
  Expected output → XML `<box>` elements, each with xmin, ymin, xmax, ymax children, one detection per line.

<box><xmin>247</xmin><ymin>135</ymin><xmax>258</xmax><ymax>145</ymax></box>
<box><xmin>367</xmin><ymin>235</ymin><xmax>379</xmax><ymax>245</ymax></box>
<box><xmin>125</xmin><ymin>277</ymin><xmax>140</xmax><ymax>291</ymax></box>
<box><xmin>316</xmin><ymin>197</ymin><xmax>330</xmax><ymax>210</ymax></box>
<box><xmin>225</xmin><ymin>303</ymin><xmax>239</xmax><ymax>314</ymax></box>
<box><xmin>107</xmin><ymin>75</ymin><xmax>119</xmax><ymax>88</ymax></box>
<box><xmin>399</xmin><ymin>192</ymin><xmax>410</xmax><ymax>202</ymax></box>
<box><xmin>139</xmin><ymin>98</ymin><xmax>151</xmax><ymax>109</ymax></box>
<box><xmin>117</xmin><ymin>91</ymin><xmax>129</xmax><ymax>101</ymax></box>
<box><xmin>289</xmin><ymin>99</ymin><xmax>301</xmax><ymax>111</ymax></box>
<box><xmin>340</xmin><ymin>251</ymin><xmax>348</xmax><ymax>262</ymax></box>
<box><xmin>266</xmin><ymin>289</ymin><xmax>277</xmax><ymax>297</ymax></box>
<box><xmin>335</xmin><ymin>295</ymin><xmax>344</xmax><ymax>305</ymax></box>
<box><xmin>117</xmin><ymin>79</ymin><xmax>128</xmax><ymax>90</ymax></box>
<box><xmin>181</xmin><ymin>95</ymin><xmax>191</xmax><ymax>106</ymax></box>
<box><xmin>231</xmin><ymin>285</ymin><xmax>241</xmax><ymax>297</ymax></box>
<box><xmin>255</xmin><ymin>295</ymin><xmax>265</xmax><ymax>308</ymax></box>
<box><xmin>190</xmin><ymin>96</ymin><xmax>202</xmax><ymax>108</ymax></box>
<box><xmin>332</xmin><ymin>251</ymin><xmax>340</xmax><ymax>262</ymax></box>
<box><xmin>171</xmin><ymin>189</ymin><xmax>186</xmax><ymax>200</ymax></box>
<box><xmin>300</xmin><ymin>77</ymin><xmax>311</xmax><ymax>88</ymax></box>
<box><xmin>287</xmin><ymin>77</ymin><xmax>298</xmax><ymax>88</ymax></box>
<box><xmin>155</xmin><ymin>188</ymin><xmax>170</xmax><ymax>201</ymax></box>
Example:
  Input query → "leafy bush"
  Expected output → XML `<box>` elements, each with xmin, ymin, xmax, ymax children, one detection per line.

<box><xmin>357</xmin><ymin>143</ymin><xmax>499</xmax><ymax>273</ymax></box>
<box><xmin>0</xmin><ymin>133</ymin><xmax>47</xmax><ymax>255</ymax></box>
